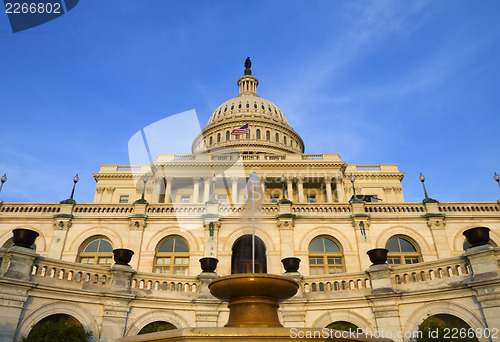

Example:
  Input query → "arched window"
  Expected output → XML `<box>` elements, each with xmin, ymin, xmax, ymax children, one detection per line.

<box><xmin>385</xmin><ymin>236</ymin><xmax>421</xmax><ymax>265</ymax></box>
<box><xmin>266</xmin><ymin>130</ymin><xmax>270</xmax><ymax>140</ymax></box>
<box><xmin>226</xmin><ymin>131</ymin><xmax>230</xmax><ymax>141</ymax></box>
<box><xmin>275</xmin><ymin>133</ymin><xmax>279</xmax><ymax>142</ymax></box>
<box><xmin>209</xmin><ymin>136</ymin><xmax>213</xmax><ymax>145</ymax></box>
<box><xmin>217</xmin><ymin>133</ymin><xmax>221</xmax><ymax>143</ymax></box>
<box><xmin>78</xmin><ymin>236</ymin><xmax>113</xmax><ymax>266</ymax></box>
<box><xmin>256</xmin><ymin>129</ymin><xmax>261</xmax><ymax>140</ymax></box>
<box><xmin>154</xmin><ymin>236</ymin><xmax>189</xmax><ymax>275</ymax></box>
<box><xmin>283</xmin><ymin>136</ymin><xmax>287</xmax><ymax>145</ymax></box>
<box><xmin>309</xmin><ymin>236</ymin><xmax>344</xmax><ymax>275</ymax></box>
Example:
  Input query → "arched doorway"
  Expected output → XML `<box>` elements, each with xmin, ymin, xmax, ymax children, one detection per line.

<box><xmin>414</xmin><ymin>314</ymin><xmax>478</xmax><ymax>342</ymax></box>
<box><xmin>231</xmin><ymin>234</ymin><xmax>267</xmax><ymax>274</ymax></box>
<box><xmin>23</xmin><ymin>314</ymin><xmax>92</xmax><ymax>342</ymax></box>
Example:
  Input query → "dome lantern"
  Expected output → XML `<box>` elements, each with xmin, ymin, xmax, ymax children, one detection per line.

<box><xmin>237</xmin><ymin>57</ymin><xmax>259</xmax><ymax>95</ymax></box>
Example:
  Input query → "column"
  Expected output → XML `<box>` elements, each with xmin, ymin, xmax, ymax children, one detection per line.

<box><xmin>165</xmin><ymin>177</ymin><xmax>173</xmax><ymax>203</ymax></box>
<box><xmin>324</xmin><ymin>177</ymin><xmax>333</xmax><ymax>203</ymax></box>
<box><xmin>203</xmin><ymin>178</ymin><xmax>211</xmax><ymax>202</ymax></box>
<box><xmin>335</xmin><ymin>177</ymin><xmax>345</xmax><ymax>202</ymax></box>
<box><xmin>287</xmin><ymin>177</ymin><xmax>294</xmax><ymax>201</ymax></box>
<box><xmin>297</xmin><ymin>177</ymin><xmax>305</xmax><ymax>203</ymax></box>
<box><xmin>231</xmin><ymin>177</ymin><xmax>239</xmax><ymax>203</ymax></box>
<box><xmin>260</xmin><ymin>178</ymin><xmax>266</xmax><ymax>202</ymax></box>
<box><xmin>193</xmin><ymin>177</ymin><xmax>200</xmax><ymax>203</ymax></box>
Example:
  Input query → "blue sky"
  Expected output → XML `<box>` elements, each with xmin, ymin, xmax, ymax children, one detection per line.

<box><xmin>0</xmin><ymin>0</ymin><xmax>499</xmax><ymax>203</ymax></box>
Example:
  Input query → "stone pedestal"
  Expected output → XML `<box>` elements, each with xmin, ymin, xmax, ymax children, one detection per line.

<box><xmin>110</xmin><ymin>264</ymin><xmax>136</xmax><ymax>294</ymax></box>
<box><xmin>2</xmin><ymin>246</ymin><xmax>37</xmax><ymax>281</ymax></box>
<box><xmin>366</xmin><ymin>264</ymin><xmax>394</xmax><ymax>295</ymax></box>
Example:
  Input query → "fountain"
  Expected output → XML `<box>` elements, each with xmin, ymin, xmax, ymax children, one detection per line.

<box><xmin>118</xmin><ymin>173</ymin><xmax>392</xmax><ymax>341</ymax></box>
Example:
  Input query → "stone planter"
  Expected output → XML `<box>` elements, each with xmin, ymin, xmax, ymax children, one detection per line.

<box><xmin>199</xmin><ymin>257</ymin><xmax>219</xmax><ymax>273</ymax></box>
<box><xmin>113</xmin><ymin>249</ymin><xmax>134</xmax><ymax>265</ymax></box>
<box><xmin>367</xmin><ymin>248</ymin><xmax>388</xmax><ymax>265</ymax></box>
<box><xmin>12</xmin><ymin>228</ymin><xmax>39</xmax><ymax>249</ymax></box>
<box><xmin>463</xmin><ymin>227</ymin><xmax>490</xmax><ymax>247</ymax></box>
<box><xmin>281</xmin><ymin>257</ymin><xmax>301</xmax><ymax>273</ymax></box>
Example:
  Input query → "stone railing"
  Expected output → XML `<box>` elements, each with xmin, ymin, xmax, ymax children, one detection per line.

<box><xmin>302</xmin><ymin>271</ymin><xmax>371</xmax><ymax>294</ymax></box>
<box><xmin>31</xmin><ymin>257</ymin><xmax>111</xmax><ymax>289</ymax></box>
<box><xmin>391</xmin><ymin>256</ymin><xmax>471</xmax><ymax>286</ymax></box>
<box><xmin>0</xmin><ymin>203</ymin><xmax>61</xmax><ymax>214</ymax></box>
<box><xmin>292</xmin><ymin>204</ymin><xmax>351</xmax><ymax>214</ymax></box>
<box><xmin>146</xmin><ymin>204</ymin><xmax>206</xmax><ymax>215</ymax></box>
<box><xmin>364</xmin><ymin>203</ymin><xmax>425</xmax><ymax>213</ymax></box>
<box><xmin>131</xmin><ymin>272</ymin><xmax>199</xmax><ymax>294</ymax></box>
<box><xmin>438</xmin><ymin>202</ymin><xmax>500</xmax><ymax>214</ymax></box>
<box><xmin>73</xmin><ymin>204</ymin><xmax>134</xmax><ymax>215</ymax></box>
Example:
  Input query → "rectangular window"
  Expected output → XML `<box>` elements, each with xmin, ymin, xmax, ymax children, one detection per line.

<box><xmin>181</xmin><ymin>195</ymin><xmax>190</xmax><ymax>203</ymax></box>
<box><xmin>119</xmin><ymin>196</ymin><xmax>129</xmax><ymax>203</ymax></box>
<box><xmin>217</xmin><ymin>195</ymin><xmax>227</xmax><ymax>203</ymax></box>
<box><xmin>270</xmin><ymin>195</ymin><xmax>279</xmax><ymax>203</ymax></box>
<box><xmin>307</xmin><ymin>195</ymin><xmax>316</xmax><ymax>203</ymax></box>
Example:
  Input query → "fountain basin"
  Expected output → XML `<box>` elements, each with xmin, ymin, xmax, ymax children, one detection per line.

<box><xmin>209</xmin><ymin>274</ymin><xmax>299</xmax><ymax>327</ymax></box>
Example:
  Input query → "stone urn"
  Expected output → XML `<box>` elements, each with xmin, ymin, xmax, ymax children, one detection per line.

<box><xmin>113</xmin><ymin>249</ymin><xmax>134</xmax><ymax>266</ymax></box>
<box><xmin>199</xmin><ymin>257</ymin><xmax>219</xmax><ymax>273</ymax></box>
<box><xmin>12</xmin><ymin>228</ymin><xmax>39</xmax><ymax>249</ymax></box>
<box><xmin>281</xmin><ymin>257</ymin><xmax>301</xmax><ymax>273</ymax></box>
<box><xmin>463</xmin><ymin>227</ymin><xmax>490</xmax><ymax>247</ymax></box>
<box><xmin>367</xmin><ymin>248</ymin><xmax>388</xmax><ymax>265</ymax></box>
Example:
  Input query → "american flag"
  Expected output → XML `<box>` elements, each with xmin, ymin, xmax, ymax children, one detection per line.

<box><xmin>231</xmin><ymin>124</ymin><xmax>249</xmax><ymax>135</ymax></box>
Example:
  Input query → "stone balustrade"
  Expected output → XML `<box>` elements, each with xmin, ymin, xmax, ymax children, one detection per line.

<box><xmin>1</xmin><ymin>201</ymin><xmax>498</xmax><ymax>219</ymax></box>
<box><xmin>31</xmin><ymin>256</ymin><xmax>111</xmax><ymax>289</ymax></box>
<box><xmin>131</xmin><ymin>272</ymin><xmax>198</xmax><ymax>294</ymax></box>
<box><xmin>390</xmin><ymin>256</ymin><xmax>471</xmax><ymax>286</ymax></box>
<box><xmin>302</xmin><ymin>271</ymin><xmax>371</xmax><ymax>294</ymax></box>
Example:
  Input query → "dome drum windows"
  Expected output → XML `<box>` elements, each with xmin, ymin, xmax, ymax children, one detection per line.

<box><xmin>256</xmin><ymin>129</ymin><xmax>261</xmax><ymax>140</ymax></box>
<box><xmin>385</xmin><ymin>236</ymin><xmax>422</xmax><ymax>265</ymax></box>
<box><xmin>78</xmin><ymin>237</ymin><xmax>113</xmax><ymax>266</ymax></box>
<box><xmin>154</xmin><ymin>236</ymin><xmax>189</xmax><ymax>275</ymax></box>
<box><xmin>309</xmin><ymin>236</ymin><xmax>344</xmax><ymax>275</ymax></box>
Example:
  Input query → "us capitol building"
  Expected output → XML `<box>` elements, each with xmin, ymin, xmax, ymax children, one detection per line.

<box><xmin>0</xmin><ymin>59</ymin><xmax>499</xmax><ymax>342</ymax></box>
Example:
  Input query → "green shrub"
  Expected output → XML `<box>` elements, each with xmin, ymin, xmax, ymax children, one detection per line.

<box><xmin>22</xmin><ymin>315</ymin><xmax>92</xmax><ymax>342</ymax></box>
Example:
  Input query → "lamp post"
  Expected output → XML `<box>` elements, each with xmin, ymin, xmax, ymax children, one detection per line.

<box><xmin>419</xmin><ymin>173</ymin><xmax>438</xmax><ymax>203</ymax></box>
<box><xmin>350</xmin><ymin>174</ymin><xmax>357</xmax><ymax>198</ymax></box>
<box><xmin>0</xmin><ymin>173</ymin><xmax>6</xmax><ymax>194</ymax></box>
<box><xmin>211</xmin><ymin>176</ymin><xmax>217</xmax><ymax>201</ymax></box>
<box><xmin>281</xmin><ymin>174</ymin><xmax>286</xmax><ymax>199</ymax></box>
<box><xmin>141</xmin><ymin>175</ymin><xmax>148</xmax><ymax>201</ymax></box>
<box><xmin>133</xmin><ymin>174</ymin><xmax>149</xmax><ymax>204</ymax></box>
<box><xmin>69</xmin><ymin>174</ymin><xmax>79</xmax><ymax>201</ymax></box>
<box><xmin>494</xmin><ymin>172</ymin><xmax>500</xmax><ymax>189</ymax></box>
<box><xmin>419</xmin><ymin>173</ymin><xmax>429</xmax><ymax>199</ymax></box>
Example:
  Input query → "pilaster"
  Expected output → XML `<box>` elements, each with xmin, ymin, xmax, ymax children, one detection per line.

<box><xmin>50</xmin><ymin>204</ymin><xmax>73</xmax><ymax>259</ymax></box>
<box><xmin>277</xmin><ymin>201</ymin><xmax>295</xmax><ymax>259</ymax></box>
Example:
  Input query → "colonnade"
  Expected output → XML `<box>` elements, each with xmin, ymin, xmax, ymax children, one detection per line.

<box><xmin>151</xmin><ymin>176</ymin><xmax>346</xmax><ymax>204</ymax></box>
